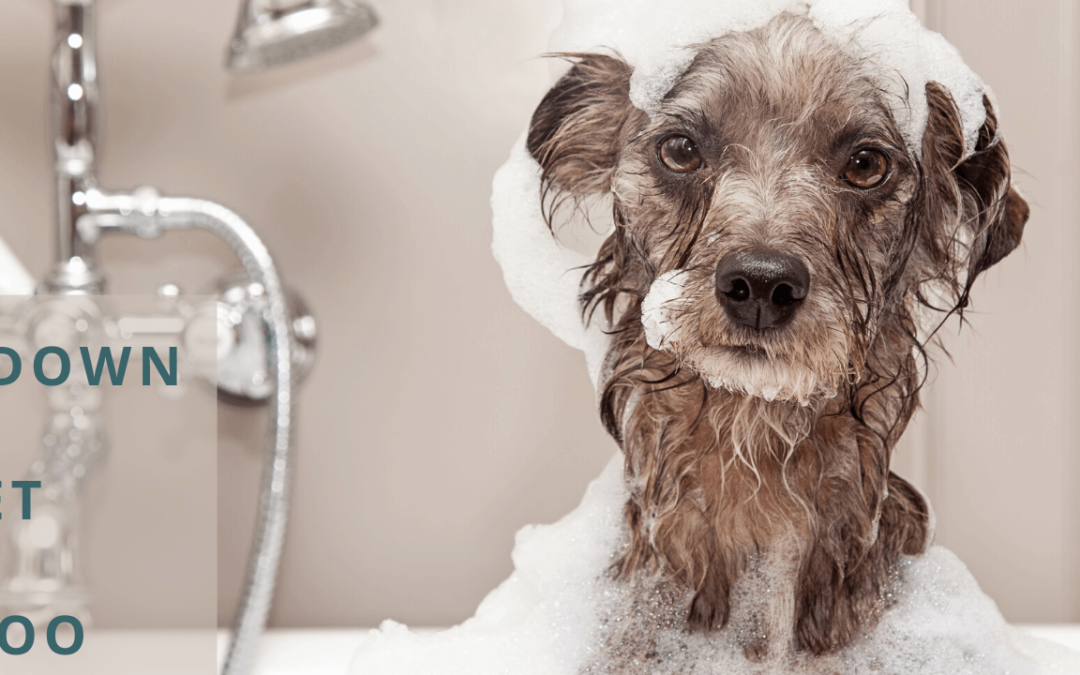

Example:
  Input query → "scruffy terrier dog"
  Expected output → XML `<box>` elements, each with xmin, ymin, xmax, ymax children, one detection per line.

<box><xmin>526</xmin><ymin>14</ymin><xmax>1028</xmax><ymax>662</ymax></box>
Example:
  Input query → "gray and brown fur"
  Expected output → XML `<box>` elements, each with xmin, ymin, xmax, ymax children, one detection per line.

<box><xmin>526</xmin><ymin>14</ymin><xmax>1027</xmax><ymax>664</ymax></box>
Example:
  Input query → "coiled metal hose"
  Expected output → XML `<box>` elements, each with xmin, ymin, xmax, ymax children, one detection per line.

<box><xmin>83</xmin><ymin>189</ymin><xmax>294</xmax><ymax>675</ymax></box>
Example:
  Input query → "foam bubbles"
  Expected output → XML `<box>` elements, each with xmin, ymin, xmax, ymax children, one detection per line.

<box><xmin>491</xmin><ymin>133</ymin><xmax>593</xmax><ymax>352</ymax></box>
<box><xmin>553</xmin><ymin>0</ymin><xmax>804</xmax><ymax>116</ymax></box>
<box><xmin>806</xmin><ymin>0</ymin><xmax>989</xmax><ymax>158</ymax></box>
<box><xmin>491</xmin><ymin>134</ymin><xmax>612</xmax><ymax>386</ymax></box>
<box><xmin>351</xmin><ymin>454</ymin><xmax>1080</xmax><ymax>674</ymax></box>
<box><xmin>551</xmin><ymin>0</ymin><xmax>989</xmax><ymax>158</ymax></box>
<box><xmin>641</xmin><ymin>270</ymin><xmax>691</xmax><ymax>351</ymax></box>
<box><xmin>350</xmin><ymin>455</ymin><xmax>628</xmax><ymax>675</ymax></box>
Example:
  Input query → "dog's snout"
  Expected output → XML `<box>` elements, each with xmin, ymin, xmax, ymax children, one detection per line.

<box><xmin>714</xmin><ymin>251</ymin><xmax>810</xmax><ymax>330</ymax></box>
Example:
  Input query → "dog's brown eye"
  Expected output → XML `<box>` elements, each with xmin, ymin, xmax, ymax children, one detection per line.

<box><xmin>659</xmin><ymin>135</ymin><xmax>702</xmax><ymax>173</ymax></box>
<box><xmin>842</xmin><ymin>149</ymin><xmax>889</xmax><ymax>188</ymax></box>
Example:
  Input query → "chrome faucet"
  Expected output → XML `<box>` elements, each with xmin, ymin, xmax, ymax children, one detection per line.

<box><xmin>0</xmin><ymin>1</ymin><xmax>374</xmax><ymax>673</ymax></box>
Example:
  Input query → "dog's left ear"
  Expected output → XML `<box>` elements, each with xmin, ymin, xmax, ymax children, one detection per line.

<box><xmin>921</xmin><ymin>82</ymin><xmax>1029</xmax><ymax>285</ymax></box>
<box><xmin>527</xmin><ymin>54</ymin><xmax>638</xmax><ymax>208</ymax></box>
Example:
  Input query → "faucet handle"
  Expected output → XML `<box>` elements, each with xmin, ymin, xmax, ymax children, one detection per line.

<box><xmin>185</xmin><ymin>274</ymin><xmax>316</xmax><ymax>405</ymax></box>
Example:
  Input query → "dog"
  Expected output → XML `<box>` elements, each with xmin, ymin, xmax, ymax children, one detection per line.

<box><xmin>525</xmin><ymin>12</ymin><xmax>1028</xmax><ymax>663</ymax></box>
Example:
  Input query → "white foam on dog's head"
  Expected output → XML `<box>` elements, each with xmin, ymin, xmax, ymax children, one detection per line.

<box><xmin>551</xmin><ymin>0</ymin><xmax>989</xmax><ymax>159</ymax></box>
<box><xmin>491</xmin><ymin>134</ymin><xmax>593</xmax><ymax>352</ymax></box>
<box><xmin>491</xmin><ymin>134</ymin><xmax>614</xmax><ymax>390</ymax></box>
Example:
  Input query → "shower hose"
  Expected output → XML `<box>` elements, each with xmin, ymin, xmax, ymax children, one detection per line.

<box><xmin>82</xmin><ymin>188</ymin><xmax>293</xmax><ymax>675</ymax></box>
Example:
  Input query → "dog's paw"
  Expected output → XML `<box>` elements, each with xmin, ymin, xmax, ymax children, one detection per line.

<box><xmin>687</xmin><ymin>574</ymin><xmax>730</xmax><ymax>631</ymax></box>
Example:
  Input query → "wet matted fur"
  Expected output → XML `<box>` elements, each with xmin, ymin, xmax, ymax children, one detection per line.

<box><xmin>526</xmin><ymin>13</ymin><xmax>1028</xmax><ymax>663</ymax></box>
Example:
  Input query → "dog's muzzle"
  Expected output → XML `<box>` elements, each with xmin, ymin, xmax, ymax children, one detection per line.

<box><xmin>714</xmin><ymin>250</ymin><xmax>810</xmax><ymax>330</ymax></box>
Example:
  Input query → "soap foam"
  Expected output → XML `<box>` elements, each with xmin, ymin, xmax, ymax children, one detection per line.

<box><xmin>491</xmin><ymin>134</ymin><xmax>612</xmax><ymax>387</ymax></box>
<box><xmin>550</xmin><ymin>0</ymin><xmax>988</xmax><ymax>159</ymax></box>
<box><xmin>351</xmin><ymin>454</ymin><xmax>1080</xmax><ymax>674</ymax></box>
<box><xmin>350</xmin><ymin>455</ymin><xmax>628</xmax><ymax>675</ymax></box>
<box><xmin>640</xmin><ymin>270</ymin><xmax>692</xmax><ymax>352</ymax></box>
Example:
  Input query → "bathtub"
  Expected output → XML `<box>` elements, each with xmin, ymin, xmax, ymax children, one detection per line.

<box><xmin>224</xmin><ymin>628</ymin><xmax>1080</xmax><ymax>674</ymax></box>
<box><xmin>1</xmin><ymin>626</ymin><xmax>1077</xmax><ymax>674</ymax></box>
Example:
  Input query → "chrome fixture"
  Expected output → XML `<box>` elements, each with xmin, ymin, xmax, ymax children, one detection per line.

<box><xmin>209</xmin><ymin>276</ymin><xmax>317</xmax><ymax>405</ymax></box>
<box><xmin>0</xmin><ymin>1</ymin><xmax>359</xmax><ymax>674</ymax></box>
<box><xmin>48</xmin><ymin>0</ymin><xmax>102</xmax><ymax>294</ymax></box>
<box><xmin>226</xmin><ymin>0</ymin><xmax>379</xmax><ymax>71</ymax></box>
<box><xmin>0</xmin><ymin>0</ymin><xmax>106</xmax><ymax>635</ymax></box>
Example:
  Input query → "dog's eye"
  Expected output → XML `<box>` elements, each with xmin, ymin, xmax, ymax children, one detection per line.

<box><xmin>842</xmin><ymin>149</ymin><xmax>889</xmax><ymax>188</ymax></box>
<box><xmin>659</xmin><ymin>135</ymin><xmax>702</xmax><ymax>173</ymax></box>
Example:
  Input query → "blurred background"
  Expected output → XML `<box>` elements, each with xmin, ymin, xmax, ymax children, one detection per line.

<box><xmin>0</xmin><ymin>0</ymin><xmax>1075</xmax><ymax>630</ymax></box>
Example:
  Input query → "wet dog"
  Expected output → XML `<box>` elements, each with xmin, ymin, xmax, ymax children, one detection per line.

<box><xmin>526</xmin><ymin>13</ymin><xmax>1028</xmax><ymax>662</ymax></box>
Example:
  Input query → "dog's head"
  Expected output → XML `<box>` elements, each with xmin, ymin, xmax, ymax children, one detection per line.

<box><xmin>527</xmin><ymin>13</ymin><xmax>1028</xmax><ymax>406</ymax></box>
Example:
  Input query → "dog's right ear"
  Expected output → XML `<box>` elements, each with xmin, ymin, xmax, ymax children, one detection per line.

<box><xmin>527</xmin><ymin>54</ymin><xmax>636</xmax><ymax>206</ymax></box>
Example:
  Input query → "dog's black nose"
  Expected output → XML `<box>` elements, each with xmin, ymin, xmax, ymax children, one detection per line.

<box><xmin>714</xmin><ymin>250</ymin><xmax>810</xmax><ymax>330</ymax></box>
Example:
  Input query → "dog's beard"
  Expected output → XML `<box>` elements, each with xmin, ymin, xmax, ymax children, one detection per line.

<box><xmin>641</xmin><ymin>270</ymin><xmax>851</xmax><ymax>406</ymax></box>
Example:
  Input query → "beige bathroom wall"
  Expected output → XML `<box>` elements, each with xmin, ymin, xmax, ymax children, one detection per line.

<box><xmin>0</xmin><ymin>0</ymin><xmax>1075</xmax><ymax>629</ymax></box>
<box><xmin>911</xmin><ymin>0</ymin><xmax>1080</xmax><ymax>623</ymax></box>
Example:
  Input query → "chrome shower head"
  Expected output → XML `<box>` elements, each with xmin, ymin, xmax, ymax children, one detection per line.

<box><xmin>226</xmin><ymin>0</ymin><xmax>378</xmax><ymax>72</ymax></box>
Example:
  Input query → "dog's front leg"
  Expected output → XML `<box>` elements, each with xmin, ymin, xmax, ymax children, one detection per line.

<box><xmin>793</xmin><ymin>418</ymin><xmax>930</xmax><ymax>655</ymax></box>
